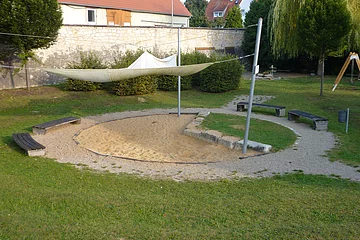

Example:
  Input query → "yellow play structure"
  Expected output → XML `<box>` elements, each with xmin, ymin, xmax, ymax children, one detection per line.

<box><xmin>332</xmin><ymin>52</ymin><xmax>360</xmax><ymax>91</ymax></box>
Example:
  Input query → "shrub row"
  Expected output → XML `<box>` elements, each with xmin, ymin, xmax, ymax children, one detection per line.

<box><xmin>65</xmin><ymin>50</ymin><xmax>243</xmax><ymax>95</ymax></box>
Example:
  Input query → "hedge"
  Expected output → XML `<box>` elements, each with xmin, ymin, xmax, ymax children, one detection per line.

<box><xmin>199</xmin><ymin>55</ymin><xmax>243</xmax><ymax>93</ymax></box>
<box><xmin>111</xmin><ymin>76</ymin><xmax>157</xmax><ymax>96</ymax></box>
<box><xmin>64</xmin><ymin>51</ymin><xmax>106</xmax><ymax>91</ymax></box>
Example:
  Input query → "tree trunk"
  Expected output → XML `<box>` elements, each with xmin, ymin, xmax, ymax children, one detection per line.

<box><xmin>10</xmin><ymin>67</ymin><xmax>15</xmax><ymax>88</ymax></box>
<box><xmin>350</xmin><ymin>59</ymin><xmax>354</xmax><ymax>85</ymax></box>
<box><xmin>7</xmin><ymin>59</ymin><xmax>15</xmax><ymax>88</ymax></box>
<box><xmin>317</xmin><ymin>58</ymin><xmax>322</xmax><ymax>76</ymax></box>
<box><xmin>319</xmin><ymin>54</ymin><xmax>325</xmax><ymax>96</ymax></box>
<box><xmin>25</xmin><ymin>62</ymin><xmax>30</xmax><ymax>90</ymax></box>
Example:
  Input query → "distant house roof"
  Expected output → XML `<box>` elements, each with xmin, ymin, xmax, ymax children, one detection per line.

<box><xmin>58</xmin><ymin>0</ymin><xmax>191</xmax><ymax>17</ymax></box>
<box><xmin>206</xmin><ymin>0</ymin><xmax>241</xmax><ymax>21</ymax></box>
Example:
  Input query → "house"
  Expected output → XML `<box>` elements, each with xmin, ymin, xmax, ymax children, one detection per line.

<box><xmin>206</xmin><ymin>0</ymin><xmax>241</xmax><ymax>22</ymax></box>
<box><xmin>58</xmin><ymin>0</ymin><xmax>191</xmax><ymax>27</ymax></box>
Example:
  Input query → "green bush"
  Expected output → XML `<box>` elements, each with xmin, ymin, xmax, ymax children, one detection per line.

<box><xmin>111</xmin><ymin>76</ymin><xmax>157</xmax><ymax>96</ymax></box>
<box><xmin>65</xmin><ymin>52</ymin><xmax>106</xmax><ymax>91</ymax></box>
<box><xmin>156</xmin><ymin>51</ymin><xmax>213</xmax><ymax>91</ymax></box>
<box><xmin>110</xmin><ymin>50</ymin><xmax>159</xmax><ymax>96</ymax></box>
<box><xmin>111</xmin><ymin>49</ymin><xmax>144</xmax><ymax>69</ymax></box>
<box><xmin>182</xmin><ymin>51</ymin><xmax>211</xmax><ymax>87</ymax></box>
<box><xmin>199</xmin><ymin>54</ymin><xmax>243</xmax><ymax>93</ymax></box>
<box><xmin>156</xmin><ymin>75</ymin><xmax>192</xmax><ymax>91</ymax></box>
<box><xmin>65</xmin><ymin>79</ymin><xmax>101</xmax><ymax>92</ymax></box>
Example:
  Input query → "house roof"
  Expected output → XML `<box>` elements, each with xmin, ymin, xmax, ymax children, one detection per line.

<box><xmin>58</xmin><ymin>0</ymin><xmax>191</xmax><ymax>17</ymax></box>
<box><xmin>206</xmin><ymin>0</ymin><xmax>240</xmax><ymax>21</ymax></box>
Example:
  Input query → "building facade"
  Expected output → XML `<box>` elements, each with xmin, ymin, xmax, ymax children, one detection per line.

<box><xmin>58</xmin><ymin>0</ymin><xmax>191</xmax><ymax>27</ymax></box>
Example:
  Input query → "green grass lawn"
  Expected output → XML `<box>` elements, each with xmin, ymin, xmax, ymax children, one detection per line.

<box><xmin>1</xmin><ymin>76</ymin><xmax>360</xmax><ymax>239</ymax></box>
<box><xmin>238</xmin><ymin>76</ymin><xmax>360</xmax><ymax>166</ymax></box>
<box><xmin>201</xmin><ymin>113</ymin><xmax>297</xmax><ymax>151</ymax></box>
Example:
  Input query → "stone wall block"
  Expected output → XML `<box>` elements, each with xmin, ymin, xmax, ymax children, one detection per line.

<box><xmin>218</xmin><ymin>136</ymin><xmax>241</xmax><ymax>149</ymax></box>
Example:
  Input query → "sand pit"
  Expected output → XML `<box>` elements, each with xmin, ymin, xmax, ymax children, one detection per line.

<box><xmin>74</xmin><ymin>114</ymin><xmax>258</xmax><ymax>163</ymax></box>
<box><xmin>31</xmin><ymin>98</ymin><xmax>359</xmax><ymax>181</ymax></box>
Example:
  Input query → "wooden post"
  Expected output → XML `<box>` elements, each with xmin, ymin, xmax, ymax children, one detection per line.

<box><xmin>356</xmin><ymin>56</ymin><xmax>360</xmax><ymax>71</ymax></box>
<box><xmin>332</xmin><ymin>52</ymin><xmax>356</xmax><ymax>91</ymax></box>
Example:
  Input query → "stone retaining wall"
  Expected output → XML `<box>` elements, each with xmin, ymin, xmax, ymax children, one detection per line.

<box><xmin>0</xmin><ymin>25</ymin><xmax>245</xmax><ymax>89</ymax></box>
<box><xmin>184</xmin><ymin>111</ymin><xmax>272</xmax><ymax>153</ymax></box>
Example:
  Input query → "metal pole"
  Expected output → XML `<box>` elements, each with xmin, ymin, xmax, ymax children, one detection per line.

<box><xmin>177</xmin><ymin>27</ymin><xmax>181</xmax><ymax>117</ymax></box>
<box><xmin>346</xmin><ymin>108</ymin><xmax>349</xmax><ymax>133</ymax></box>
<box><xmin>242</xmin><ymin>18</ymin><xmax>263</xmax><ymax>154</ymax></box>
<box><xmin>350</xmin><ymin>59</ymin><xmax>354</xmax><ymax>84</ymax></box>
<box><xmin>171</xmin><ymin>0</ymin><xmax>174</xmax><ymax>27</ymax></box>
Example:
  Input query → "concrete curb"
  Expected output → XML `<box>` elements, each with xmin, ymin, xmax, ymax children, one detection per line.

<box><xmin>183</xmin><ymin>111</ymin><xmax>272</xmax><ymax>153</ymax></box>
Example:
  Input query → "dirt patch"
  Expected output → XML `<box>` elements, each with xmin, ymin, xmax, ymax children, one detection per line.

<box><xmin>74</xmin><ymin>114</ymin><xmax>258</xmax><ymax>163</ymax></box>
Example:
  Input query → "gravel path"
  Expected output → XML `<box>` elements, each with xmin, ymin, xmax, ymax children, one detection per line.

<box><xmin>34</xmin><ymin>96</ymin><xmax>360</xmax><ymax>182</ymax></box>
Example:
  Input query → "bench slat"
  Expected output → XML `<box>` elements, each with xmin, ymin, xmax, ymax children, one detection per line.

<box><xmin>18</xmin><ymin>133</ymin><xmax>39</xmax><ymax>150</ymax></box>
<box><xmin>13</xmin><ymin>133</ymin><xmax>45</xmax><ymax>152</ymax></box>
<box><xmin>34</xmin><ymin>117</ymin><xmax>80</xmax><ymax>129</ymax></box>
<box><xmin>288</xmin><ymin>110</ymin><xmax>328</xmax><ymax>121</ymax></box>
<box><xmin>288</xmin><ymin>110</ymin><xmax>328</xmax><ymax>131</ymax></box>
<box><xmin>237</xmin><ymin>102</ymin><xmax>286</xmax><ymax>109</ymax></box>
<box><xmin>33</xmin><ymin>117</ymin><xmax>81</xmax><ymax>134</ymax></box>
<box><xmin>237</xmin><ymin>102</ymin><xmax>286</xmax><ymax>117</ymax></box>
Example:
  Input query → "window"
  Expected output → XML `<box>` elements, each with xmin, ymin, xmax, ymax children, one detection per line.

<box><xmin>87</xmin><ymin>9</ymin><xmax>95</xmax><ymax>23</ymax></box>
<box><xmin>213</xmin><ymin>11</ymin><xmax>223</xmax><ymax>18</ymax></box>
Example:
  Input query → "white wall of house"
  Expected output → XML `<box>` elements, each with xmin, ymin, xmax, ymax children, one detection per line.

<box><xmin>61</xmin><ymin>5</ymin><xmax>189</xmax><ymax>27</ymax></box>
<box><xmin>61</xmin><ymin>5</ymin><xmax>107</xmax><ymax>25</ymax></box>
<box><xmin>131</xmin><ymin>12</ymin><xmax>189</xmax><ymax>27</ymax></box>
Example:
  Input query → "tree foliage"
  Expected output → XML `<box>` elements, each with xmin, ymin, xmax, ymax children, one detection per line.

<box><xmin>224</xmin><ymin>6</ymin><xmax>243</xmax><ymax>28</ymax></box>
<box><xmin>347</xmin><ymin>0</ymin><xmax>360</xmax><ymax>51</ymax></box>
<box><xmin>242</xmin><ymin>0</ymin><xmax>274</xmax><ymax>70</ymax></box>
<box><xmin>270</xmin><ymin>0</ymin><xmax>359</xmax><ymax>57</ymax></box>
<box><xmin>199</xmin><ymin>54</ymin><xmax>243</xmax><ymax>93</ymax></box>
<box><xmin>184</xmin><ymin>0</ymin><xmax>208</xmax><ymax>27</ymax></box>
<box><xmin>208</xmin><ymin>17</ymin><xmax>226</xmax><ymax>28</ymax></box>
<box><xmin>297</xmin><ymin>0</ymin><xmax>351</xmax><ymax>58</ymax></box>
<box><xmin>297</xmin><ymin>0</ymin><xmax>351</xmax><ymax>95</ymax></box>
<box><xmin>0</xmin><ymin>0</ymin><xmax>62</xmax><ymax>62</ymax></box>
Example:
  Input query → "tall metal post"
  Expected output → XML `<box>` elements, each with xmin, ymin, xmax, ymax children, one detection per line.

<box><xmin>346</xmin><ymin>108</ymin><xmax>350</xmax><ymax>133</ymax></box>
<box><xmin>350</xmin><ymin>59</ymin><xmax>354</xmax><ymax>84</ymax></box>
<box><xmin>242</xmin><ymin>18</ymin><xmax>263</xmax><ymax>154</ymax></box>
<box><xmin>171</xmin><ymin>0</ymin><xmax>174</xmax><ymax>27</ymax></box>
<box><xmin>177</xmin><ymin>27</ymin><xmax>181</xmax><ymax>117</ymax></box>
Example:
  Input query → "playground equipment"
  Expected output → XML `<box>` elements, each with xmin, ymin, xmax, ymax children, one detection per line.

<box><xmin>332</xmin><ymin>52</ymin><xmax>360</xmax><ymax>91</ymax></box>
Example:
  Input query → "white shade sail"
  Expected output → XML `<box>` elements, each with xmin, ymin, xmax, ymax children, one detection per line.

<box><xmin>45</xmin><ymin>52</ymin><xmax>213</xmax><ymax>82</ymax></box>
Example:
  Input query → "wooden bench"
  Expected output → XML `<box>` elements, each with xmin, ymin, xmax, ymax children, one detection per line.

<box><xmin>12</xmin><ymin>133</ymin><xmax>46</xmax><ymax>156</ymax></box>
<box><xmin>33</xmin><ymin>117</ymin><xmax>81</xmax><ymax>134</ymax></box>
<box><xmin>237</xmin><ymin>102</ymin><xmax>286</xmax><ymax>117</ymax></box>
<box><xmin>288</xmin><ymin>110</ymin><xmax>328</xmax><ymax>131</ymax></box>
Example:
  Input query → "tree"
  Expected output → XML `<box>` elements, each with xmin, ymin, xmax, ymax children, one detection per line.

<box><xmin>270</xmin><ymin>0</ymin><xmax>359</xmax><ymax>57</ymax></box>
<box><xmin>208</xmin><ymin>17</ymin><xmax>226</xmax><ymax>28</ymax></box>
<box><xmin>347</xmin><ymin>0</ymin><xmax>360</xmax><ymax>51</ymax></box>
<box><xmin>297</xmin><ymin>0</ymin><xmax>351</xmax><ymax>96</ymax></box>
<box><xmin>0</xmin><ymin>0</ymin><xmax>62</xmax><ymax>64</ymax></box>
<box><xmin>242</xmin><ymin>0</ymin><xmax>274</xmax><ymax>70</ymax></box>
<box><xmin>224</xmin><ymin>6</ymin><xmax>243</xmax><ymax>28</ymax></box>
<box><xmin>184</xmin><ymin>0</ymin><xmax>208</xmax><ymax>27</ymax></box>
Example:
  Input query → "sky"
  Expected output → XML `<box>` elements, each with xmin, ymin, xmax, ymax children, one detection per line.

<box><xmin>240</xmin><ymin>0</ymin><xmax>253</xmax><ymax>12</ymax></box>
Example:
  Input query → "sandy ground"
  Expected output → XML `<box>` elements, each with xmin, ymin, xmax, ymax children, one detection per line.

<box><xmin>32</xmin><ymin>96</ymin><xmax>360</xmax><ymax>182</ymax></box>
<box><xmin>74</xmin><ymin>114</ymin><xmax>258</xmax><ymax>163</ymax></box>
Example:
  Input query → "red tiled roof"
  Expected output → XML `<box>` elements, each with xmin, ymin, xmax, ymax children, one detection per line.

<box><xmin>58</xmin><ymin>0</ymin><xmax>191</xmax><ymax>17</ymax></box>
<box><xmin>206</xmin><ymin>0</ymin><xmax>240</xmax><ymax>21</ymax></box>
